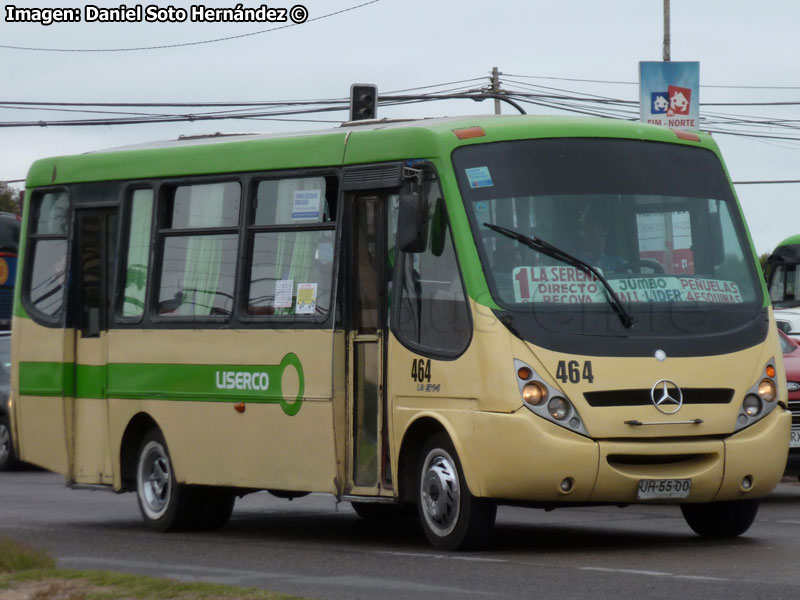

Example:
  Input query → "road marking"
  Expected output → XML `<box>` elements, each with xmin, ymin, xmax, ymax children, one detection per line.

<box><xmin>580</xmin><ymin>566</ymin><xmax>730</xmax><ymax>582</ymax></box>
<box><xmin>375</xmin><ymin>550</ymin><xmax>507</xmax><ymax>563</ymax></box>
<box><xmin>581</xmin><ymin>567</ymin><xmax>670</xmax><ymax>577</ymax></box>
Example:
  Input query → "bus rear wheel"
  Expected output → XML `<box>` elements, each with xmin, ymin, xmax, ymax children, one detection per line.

<box><xmin>680</xmin><ymin>499</ymin><xmax>759</xmax><ymax>537</ymax></box>
<box><xmin>416</xmin><ymin>433</ymin><xmax>496</xmax><ymax>550</ymax></box>
<box><xmin>136</xmin><ymin>429</ymin><xmax>195</xmax><ymax>531</ymax></box>
<box><xmin>193</xmin><ymin>488</ymin><xmax>236</xmax><ymax>530</ymax></box>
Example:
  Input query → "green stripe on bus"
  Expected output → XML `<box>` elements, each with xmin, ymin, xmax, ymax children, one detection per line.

<box><xmin>18</xmin><ymin>362</ymin><xmax>75</xmax><ymax>397</ymax></box>
<box><xmin>18</xmin><ymin>352</ymin><xmax>305</xmax><ymax>416</ymax></box>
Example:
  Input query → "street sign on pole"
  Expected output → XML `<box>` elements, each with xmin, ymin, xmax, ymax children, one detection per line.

<box><xmin>639</xmin><ymin>61</ymin><xmax>699</xmax><ymax>130</ymax></box>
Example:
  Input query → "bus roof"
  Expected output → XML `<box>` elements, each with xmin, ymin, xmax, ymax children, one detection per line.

<box><xmin>774</xmin><ymin>234</ymin><xmax>800</xmax><ymax>250</ymax></box>
<box><xmin>24</xmin><ymin>115</ymin><xmax>721</xmax><ymax>188</ymax></box>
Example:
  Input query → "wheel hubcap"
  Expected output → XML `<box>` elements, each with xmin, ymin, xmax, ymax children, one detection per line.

<box><xmin>138</xmin><ymin>442</ymin><xmax>172</xmax><ymax>519</ymax></box>
<box><xmin>420</xmin><ymin>450</ymin><xmax>460</xmax><ymax>537</ymax></box>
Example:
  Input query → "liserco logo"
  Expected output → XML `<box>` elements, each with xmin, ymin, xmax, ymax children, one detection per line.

<box><xmin>651</xmin><ymin>379</ymin><xmax>683</xmax><ymax>414</ymax></box>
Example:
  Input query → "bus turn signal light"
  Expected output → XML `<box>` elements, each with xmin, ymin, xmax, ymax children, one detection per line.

<box><xmin>766</xmin><ymin>365</ymin><xmax>776</xmax><ymax>378</ymax></box>
<box><xmin>234</xmin><ymin>402</ymin><xmax>246</xmax><ymax>413</ymax></box>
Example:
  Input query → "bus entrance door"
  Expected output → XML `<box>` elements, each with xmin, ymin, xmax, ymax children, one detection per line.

<box><xmin>69</xmin><ymin>207</ymin><xmax>118</xmax><ymax>485</ymax></box>
<box><xmin>347</xmin><ymin>193</ymin><xmax>391</xmax><ymax>495</ymax></box>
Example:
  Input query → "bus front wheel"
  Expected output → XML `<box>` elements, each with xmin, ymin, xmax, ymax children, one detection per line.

<box><xmin>416</xmin><ymin>433</ymin><xmax>496</xmax><ymax>550</ymax></box>
<box><xmin>680</xmin><ymin>499</ymin><xmax>759</xmax><ymax>537</ymax></box>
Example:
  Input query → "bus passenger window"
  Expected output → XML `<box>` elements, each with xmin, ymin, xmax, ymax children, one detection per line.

<box><xmin>25</xmin><ymin>191</ymin><xmax>70</xmax><ymax>318</ymax></box>
<box><xmin>156</xmin><ymin>182</ymin><xmax>240</xmax><ymax>318</ymax></box>
<box><xmin>246</xmin><ymin>176</ymin><xmax>336</xmax><ymax>318</ymax></box>
<box><xmin>122</xmin><ymin>189</ymin><xmax>153</xmax><ymax>318</ymax></box>
<box><xmin>36</xmin><ymin>192</ymin><xmax>69</xmax><ymax>235</ymax></box>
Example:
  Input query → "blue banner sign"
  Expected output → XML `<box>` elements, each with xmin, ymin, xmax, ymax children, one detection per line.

<box><xmin>639</xmin><ymin>61</ymin><xmax>700</xmax><ymax>130</ymax></box>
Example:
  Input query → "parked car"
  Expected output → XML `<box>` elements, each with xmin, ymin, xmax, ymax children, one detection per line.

<box><xmin>0</xmin><ymin>331</ymin><xmax>15</xmax><ymax>470</ymax></box>
<box><xmin>779</xmin><ymin>329</ymin><xmax>800</xmax><ymax>477</ymax></box>
<box><xmin>775</xmin><ymin>308</ymin><xmax>800</xmax><ymax>342</ymax></box>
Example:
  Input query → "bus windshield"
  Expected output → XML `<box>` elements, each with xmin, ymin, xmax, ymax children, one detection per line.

<box><xmin>453</xmin><ymin>138</ymin><xmax>764</xmax><ymax>352</ymax></box>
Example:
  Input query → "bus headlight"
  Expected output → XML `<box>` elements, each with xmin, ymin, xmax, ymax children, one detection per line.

<box><xmin>743</xmin><ymin>394</ymin><xmax>762</xmax><ymax>417</ymax></box>
<box><xmin>758</xmin><ymin>379</ymin><xmax>776</xmax><ymax>403</ymax></box>
<box><xmin>522</xmin><ymin>382</ymin><xmax>548</xmax><ymax>406</ymax></box>
<box><xmin>735</xmin><ymin>358</ymin><xmax>779</xmax><ymax>432</ymax></box>
<box><xmin>548</xmin><ymin>397</ymin><xmax>570</xmax><ymax>420</ymax></box>
<box><xmin>514</xmin><ymin>359</ymin><xmax>590</xmax><ymax>437</ymax></box>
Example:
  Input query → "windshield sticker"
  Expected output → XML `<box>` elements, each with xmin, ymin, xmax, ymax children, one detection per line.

<box><xmin>465</xmin><ymin>166</ymin><xmax>494</xmax><ymax>189</ymax></box>
<box><xmin>295</xmin><ymin>283</ymin><xmax>318</xmax><ymax>315</ymax></box>
<box><xmin>475</xmin><ymin>201</ymin><xmax>489</xmax><ymax>213</ymax></box>
<box><xmin>291</xmin><ymin>189</ymin><xmax>322</xmax><ymax>222</ymax></box>
<box><xmin>275</xmin><ymin>279</ymin><xmax>294</xmax><ymax>308</ymax></box>
<box><xmin>512</xmin><ymin>266</ymin><xmax>743</xmax><ymax>304</ymax></box>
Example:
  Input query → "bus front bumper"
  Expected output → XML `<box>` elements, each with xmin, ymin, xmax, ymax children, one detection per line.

<box><xmin>468</xmin><ymin>405</ymin><xmax>790</xmax><ymax>504</ymax></box>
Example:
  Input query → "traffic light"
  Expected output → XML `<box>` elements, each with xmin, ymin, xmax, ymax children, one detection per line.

<box><xmin>350</xmin><ymin>84</ymin><xmax>377</xmax><ymax>121</ymax></box>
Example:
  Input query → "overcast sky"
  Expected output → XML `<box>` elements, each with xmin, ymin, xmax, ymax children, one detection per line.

<box><xmin>2</xmin><ymin>0</ymin><xmax>800</xmax><ymax>254</ymax></box>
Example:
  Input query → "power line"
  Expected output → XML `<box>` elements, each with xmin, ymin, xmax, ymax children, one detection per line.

<box><xmin>504</xmin><ymin>73</ymin><xmax>800</xmax><ymax>91</ymax></box>
<box><xmin>5</xmin><ymin>75</ymin><xmax>800</xmax><ymax>181</ymax></box>
<box><xmin>0</xmin><ymin>0</ymin><xmax>381</xmax><ymax>52</ymax></box>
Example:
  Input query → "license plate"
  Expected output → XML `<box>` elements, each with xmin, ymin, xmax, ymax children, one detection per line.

<box><xmin>637</xmin><ymin>479</ymin><xmax>691</xmax><ymax>500</ymax></box>
<box><xmin>791</xmin><ymin>430</ymin><xmax>800</xmax><ymax>448</ymax></box>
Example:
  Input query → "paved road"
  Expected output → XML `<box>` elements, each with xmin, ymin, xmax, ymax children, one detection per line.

<box><xmin>2</xmin><ymin>470</ymin><xmax>800</xmax><ymax>599</ymax></box>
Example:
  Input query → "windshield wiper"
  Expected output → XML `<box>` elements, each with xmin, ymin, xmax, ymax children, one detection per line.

<box><xmin>483</xmin><ymin>222</ymin><xmax>635</xmax><ymax>329</ymax></box>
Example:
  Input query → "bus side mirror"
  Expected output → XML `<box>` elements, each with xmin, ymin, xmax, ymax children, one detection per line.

<box><xmin>397</xmin><ymin>193</ymin><xmax>429</xmax><ymax>253</ymax></box>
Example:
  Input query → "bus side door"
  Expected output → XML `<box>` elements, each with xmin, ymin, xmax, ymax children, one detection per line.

<box><xmin>70</xmin><ymin>207</ymin><xmax>118</xmax><ymax>484</ymax></box>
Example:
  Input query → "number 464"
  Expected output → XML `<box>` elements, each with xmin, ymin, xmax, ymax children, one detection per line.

<box><xmin>555</xmin><ymin>360</ymin><xmax>594</xmax><ymax>384</ymax></box>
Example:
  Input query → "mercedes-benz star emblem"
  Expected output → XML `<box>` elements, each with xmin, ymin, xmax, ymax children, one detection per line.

<box><xmin>651</xmin><ymin>379</ymin><xmax>683</xmax><ymax>414</ymax></box>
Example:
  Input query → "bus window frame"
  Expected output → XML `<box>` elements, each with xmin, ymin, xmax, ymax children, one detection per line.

<box><xmin>108</xmin><ymin>169</ymin><xmax>342</xmax><ymax>331</ymax></box>
<box><xmin>21</xmin><ymin>186</ymin><xmax>72</xmax><ymax>328</ymax></box>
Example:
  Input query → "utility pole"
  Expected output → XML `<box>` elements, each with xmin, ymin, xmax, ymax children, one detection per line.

<box><xmin>663</xmin><ymin>0</ymin><xmax>671</xmax><ymax>61</ymax></box>
<box><xmin>491</xmin><ymin>67</ymin><xmax>501</xmax><ymax>114</ymax></box>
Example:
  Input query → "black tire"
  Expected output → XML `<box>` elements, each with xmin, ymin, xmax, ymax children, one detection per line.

<box><xmin>0</xmin><ymin>415</ymin><xmax>17</xmax><ymax>471</ymax></box>
<box><xmin>193</xmin><ymin>487</ymin><xmax>236</xmax><ymax>530</ymax></box>
<box><xmin>351</xmin><ymin>501</ymin><xmax>413</xmax><ymax>520</ymax></box>
<box><xmin>135</xmin><ymin>429</ymin><xmax>196</xmax><ymax>532</ymax></box>
<box><xmin>416</xmin><ymin>433</ymin><xmax>496</xmax><ymax>551</ymax></box>
<box><xmin>680</xmin><ymin>499</ymin><xmax>759</xmax><ymax>538</ymax></box>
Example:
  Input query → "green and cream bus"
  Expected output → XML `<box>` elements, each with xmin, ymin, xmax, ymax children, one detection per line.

<box><xmin>9</xmin><ymin>115</ymin><xmax>791</xmax><ymax>549</ymax></box>
<box><xmin>767</xmin><ymin>234</ymin><xmax>800</xmax><ymax>310</ymax></box>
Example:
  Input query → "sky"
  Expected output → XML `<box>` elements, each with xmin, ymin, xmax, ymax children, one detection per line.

<box><xmin>2</xmin><ymin>0</ymin><xmax>800</xmax><ymax>255</ymax></box>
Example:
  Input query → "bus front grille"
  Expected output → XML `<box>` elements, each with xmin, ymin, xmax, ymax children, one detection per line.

<box><xmin>584</xmin><ymin>388</ymin><xmax>734</xmax><ymax>408</ymax></box>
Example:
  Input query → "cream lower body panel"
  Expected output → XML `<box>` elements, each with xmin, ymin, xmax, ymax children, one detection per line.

<box><xmin>15</xmin><ymin>395</ymin><xmax>69</xmax><ymax>476</ymax></box>
<box><xmin>463</xmin><ymin>406</ymin><xmax>790</xmax><ymax>504</ymax></box>
<box><xmin>73</xmin><ymin>397</ymin><xmax>113</xmax><ymax>485</ymax></box>
<box><xmin>108</xmin><ymin>398</ymin><xmax>338</xmax><ymax>494</ymax></box>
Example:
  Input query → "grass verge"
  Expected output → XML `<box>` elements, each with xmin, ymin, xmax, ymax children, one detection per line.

<box><xmin>0</xmin><ymin>536</ymin><xmax>304</xmax><ymax>599</ymax></box>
